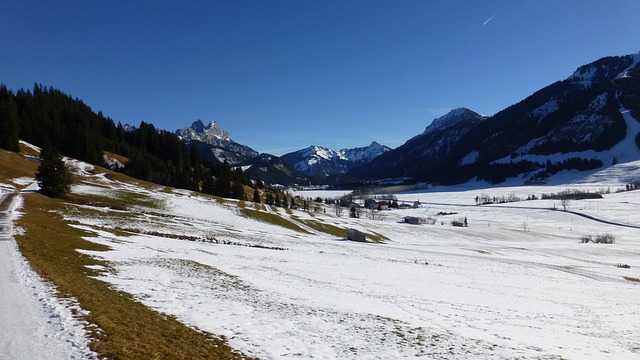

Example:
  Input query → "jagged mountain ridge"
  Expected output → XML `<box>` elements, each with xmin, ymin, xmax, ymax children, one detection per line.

<box><xmin>176</xmin><ymin>120</ymin><xmax>258</xmax><ymax>164</ymax></box>
<box><xmin>173</xmin><ymin>119</ymin><xmax>391</xmax><ymax>184</ymax></box>
<box><xmin>350</xmin><ymin>52</ymin><xmax>640</xmax><ymax>185</ymax></box>
<box><xmin>281</xmin><ymin>142</ymin><xmax>391</xmax><ymax>177</ymax></box>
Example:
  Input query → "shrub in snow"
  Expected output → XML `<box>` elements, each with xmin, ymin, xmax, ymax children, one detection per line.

<box><xmin>424</xmin><ymin>217</ymin><xmax>437</xmax><ymax>225</ymax></box>
<box><xmin>594</xmin><ymin>233</ymin><xmax>615</xmax><ymax>244</ymax></box>
<box><xmin>580</xmin><ymin>233</ymin><xmax>615</xmax><ymax>244</ymax></box>
<box><xmin>580</xmin><ymin>235</ymin><xmax>593</xmax><ymax>243</ymax></box>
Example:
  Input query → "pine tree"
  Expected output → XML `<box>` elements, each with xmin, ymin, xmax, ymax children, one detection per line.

<box><xmin>35</xmin><ymin>147</ymin><xmax>73</xmax><ymax>198</ymax></box>
<box><xmin>232</xmin><ymin>181</ymin><xmax>245</xmax><ymax>200</ymax></box>
<box><xmin>252</xmin><ymin>188</ymin><xmax>261</xmax><ymax>203</ymax></box>
<box><xmin>265</xmin><ymin>192</ymin><xmax>274</xmax><ymax>205</ymax></box>
<box><xmin>213</xmin><ymin>161</ymin><xmax>232</xmax><ymax>198</ymax></box>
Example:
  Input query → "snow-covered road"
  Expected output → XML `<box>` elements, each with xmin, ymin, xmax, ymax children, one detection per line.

<box><xmin>0</xmin><ymin>193</ymin><xmax>95</xmax><ymax>360</ymax></box>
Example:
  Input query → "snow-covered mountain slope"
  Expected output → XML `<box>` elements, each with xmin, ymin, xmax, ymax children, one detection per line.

<box><xmin>350</xmin><ymin>108</ymin><xmax>485</xmax><ymax>180</ymax></box>
<box><xmin>351</xmin><ymin>52</ymin><xmax>640</xmax><ymax>185</ymax></box>
<box><xmin>239</xmin><ymin>153</ymin><xmax>307</xmax><ymax>186</ymax></box>
<box><xmin>176</xmin><ymin>120</ymin><xmax>258</xmax><ymax>164</ymax></box>
<box><xmin>281</xmin><ymin>142</ymin><xmax>391</xmax><ymax>177</ymax></box>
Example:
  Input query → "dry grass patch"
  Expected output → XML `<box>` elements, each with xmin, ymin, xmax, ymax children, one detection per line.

<box><xmin>239</xmin><ymin>207</ymin><xmax>310</xmax><ymax>234</ymax></box>
<box><xmin>19</xmin><ymin>142</ymin><xmax>41</xmax><ymax>157</ymax></box>
<box><xmin>67</xmin><ymin>187</ymin><xmax>166</xmax><ymax>210</ymax></box>
<box><xmin>367</xmin><ymin>231</ymin><xmax>389</xmax><ymax>243</ymax></box>
<box><xmin>296</xmin><ymin>218</ymin><xmax>347</xmax><ymax>238</ymax></box>
<box><xmin>15</xmin><ymin>193</ymin><xmax>257</xmax><ymax>360</ymax></box>
<box><xmin>0</xmin><ymin>148</ymin><xmax>38</xmax><ymax>185</ymax></box>
<box><xmin>294</xmin><ymin>217</ymin><xmax>388</xmax><ymax>243</ymax></box>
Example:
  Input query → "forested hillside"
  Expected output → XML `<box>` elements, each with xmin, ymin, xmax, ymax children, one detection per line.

<box><xmin>349</xmin><ymin>54</ymin><xmax>640</xmax><ymax>185</ymax></box>
<box><xmin>0</xmin><ymin>84</ymin><xmax>250</xmax><ymax>199</ymax></box>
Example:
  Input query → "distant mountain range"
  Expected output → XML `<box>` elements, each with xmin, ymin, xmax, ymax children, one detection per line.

<box><xmin>280</xmin><ymin>142</ymin><xmax>391</xmax><ymax>178</ymax></box>
<box><xmin>175</xmin><ymin>120</ymin><xmax>391</xmax><ymax>184</ymax></box>
<box><xmin>171</xmin><ymin>51</ymin><xmax>640</xmax><ymax>186</ymax></box>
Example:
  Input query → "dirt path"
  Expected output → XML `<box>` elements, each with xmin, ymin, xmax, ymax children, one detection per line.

<box><xmin>0</xmin><ymin>193</ymin><xmax>17</xmax><ymax>241</ymax></box>
<box><xmin>0</xmin><ymin>192</ymin><xmax>95</xmax><ymax>359</ymax></box>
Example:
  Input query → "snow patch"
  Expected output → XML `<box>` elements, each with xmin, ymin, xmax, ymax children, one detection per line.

<box><xmin>9</xmin><ymin>177</ymin><xmax>33</xmax><ymax>186</ymax></box>
<box><xmin>528</xmin><ymin>99</ymin><xmax>559</xmax><ymax>121</ymax></box>
<box><xmin>459</xmin><ymin>150</ymin><xmax>480</xmax><ymax>166</ymax></box>
<box><xmin>615</xmin><ymin>52</ymin><xmax>640</xmax><ymax>80</ymax></box>
<box><xmin>570</xmin><ymin>64</ymin><xmax>597</xmax><ymax>88</ymax></box>
<box><xmin>103</xmin><ymin>154</ymin><xmax>125</xmax><ymax>170</ymax></box>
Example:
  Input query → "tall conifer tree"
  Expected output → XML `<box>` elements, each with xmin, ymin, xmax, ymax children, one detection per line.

<box><xmin>35</xmin><ymin>146</ymin><xmax>73</xmax><ymax>198</ymax></box>
<box><xmin>0</xmin><ymin>85</ymin><xmax>20</xmax><ymax>152</ymax></box>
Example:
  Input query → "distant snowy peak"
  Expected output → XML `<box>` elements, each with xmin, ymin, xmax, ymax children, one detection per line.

<box><xmin>342</xmin><ymin>141</ymin><xmax>391</xmax><ymax>163</ymax></box>
<box><xmin>422</xmin><ymin>108</ymin><xmax>486</xmax><ymax>135</ymax></box>
<box><xmin>297</xmin><ymin>142</ymin><xmax>389</xmax><ymax>164</ymax></box>
<box><xmin>281</xmin><ymin>142</ymin><xmax>391</xmax><ymax>177</ymax></box>
<box><xmin>176</xmin><ymin>120</ymin><xmax>230</xmax><ymax>143</ymax></box>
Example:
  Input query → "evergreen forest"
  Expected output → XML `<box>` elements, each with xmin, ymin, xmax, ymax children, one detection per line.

<box><xmin>0</xmin><ymin>83</ymin><xmax>253</xmax><ymax>200</ymax></box>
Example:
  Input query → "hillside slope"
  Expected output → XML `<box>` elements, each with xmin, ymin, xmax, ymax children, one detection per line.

<box><xmin>351</xmin><ymin>53</ymin><xmax>640</xmax><ymax>185</ymax></box>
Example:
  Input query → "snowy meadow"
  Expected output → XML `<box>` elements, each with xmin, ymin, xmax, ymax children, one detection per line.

<box><xmin>46</xmin><ymin>162</ymin><xmax>640</xmax><ymax>359</ymax></box>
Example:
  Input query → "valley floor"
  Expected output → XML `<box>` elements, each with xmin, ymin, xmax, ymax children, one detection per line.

<box><xmin>2</xmin><ymin>165</ymin><xmax>640</xmax><ymax>359</ymax></box>
<box><xmin>69</xmin><ymin>176</ymin><xmax>640</xmax><ymax>359</ymax></box>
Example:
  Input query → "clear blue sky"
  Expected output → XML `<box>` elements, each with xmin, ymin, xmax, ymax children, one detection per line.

<box><xmin>2</xmin><ymin>1</ymin><xmax>639</xmax><ymax>155</ymax></box>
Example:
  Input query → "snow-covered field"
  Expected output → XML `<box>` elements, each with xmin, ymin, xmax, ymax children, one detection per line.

<box><xmin>49</xmin><ymin>164</ymin><xmax>640</xmax><ymax>359</ymax></box>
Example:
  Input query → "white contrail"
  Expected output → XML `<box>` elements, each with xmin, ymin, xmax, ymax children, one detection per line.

<box><xmin>482</xmin><ymin>14</ymin><xmax>496</xmax><ymax>26</ymax></box>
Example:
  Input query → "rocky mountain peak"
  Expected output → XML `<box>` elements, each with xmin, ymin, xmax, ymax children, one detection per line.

<box><xmin>175</xmin><ymin>120</ymin><xmax>257</xmax><ymax>164</ymax></box>
<box><xmin>178</xmin><ymin>120</ymin><xmax>230</xmax><ymax>143</ymax></box>
<box><xmin>423</xmin><ymin>108</ymin><xmax>486</xmax><ymax>135</ymax></box>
